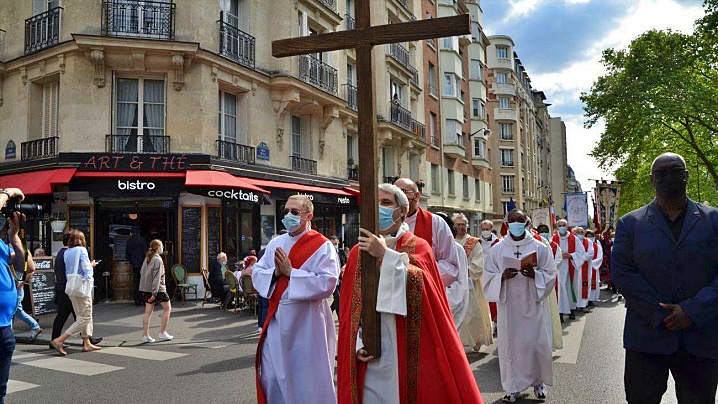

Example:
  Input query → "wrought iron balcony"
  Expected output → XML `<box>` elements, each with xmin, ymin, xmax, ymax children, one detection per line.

<box><xmin>348</xmin><ymin>167</ymin><xmax>359</xmax><ymax>181</ymax></box>
<box><xmin>318</xmin><ymin>0</ymin><xmax>337</xmax><ymax>13</ymax></box>
<box><xmin>105</xmin><ymin>134</ymin><xmax>170</xmax><ymax>154</ymax></box>
<box><xmin>218</xmin><ymin>12</ymin><xmax>255</xmax><ymax>69</ymax></box>
<box><xmin>25</xmin><ymin>7</ymin><xmax>62</xmax><ymax>54</ymax></box>
<box><xmin>343</xmin><ymin>83</ymin><xmax>357</xmax><ymax>111</ymax></box>
<box><xmin>410</xmin><ymin>119</ymin><xmax>426</xmax><ymax>142</ymax></box>
<box><xmin>216</xmin><ymin>139</ymin><xmax>255</xmax><ymax>164</ymax></box>
<box><xmin>21</xmin><ymin>137</ymin><xmax>58</xmax><ymax>161</ymax></box>
<box><xmin>387</xmin><ymin>43</ymin><xmax>414</xmax><ymax>73</ymax></box>
<box><xmin>390</xmin><ymin>102</ymin><xmax>412</xmax><ymax>132</ymax></box>
<box><xmin>101</xmin><ymin>0</ymin><xmax>175</xmax><ymax>40</ymax></box>
<box><xmin>299</xmin><ymin>55</ymin><xmax>338</xmax><ymax>96</ymax></box>
<box><xmin>291</xmin><ymin>155</ymin><xmax>317</xmax><ymax>175</ymax></box>
<box><xmin>345</xmin><ymin>14</ymin><xmax>355</xmax><ymax>30</ymax></box>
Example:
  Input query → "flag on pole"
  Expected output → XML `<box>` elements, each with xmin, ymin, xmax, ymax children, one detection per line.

<box><xmin>548</xmin><ymin>194</ymin><xmax>556</xmax><ymax>226</ymax></box>
<box><xmin>500</xmin><ymin>198</ymin><xmax>516</xmax><ymax>237</ymax></box>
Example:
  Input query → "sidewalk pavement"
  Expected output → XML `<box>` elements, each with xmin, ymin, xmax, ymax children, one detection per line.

<box><xmin>13</xmin><ymin>300</ymin><xmax>262</xmax><ymax>348</ymax></box>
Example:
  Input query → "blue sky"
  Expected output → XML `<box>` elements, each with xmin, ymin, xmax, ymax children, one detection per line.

<box><xmin>480</xmin><ymin>0</ymin><xmax>705</xmax><ymax>193</ymax></box>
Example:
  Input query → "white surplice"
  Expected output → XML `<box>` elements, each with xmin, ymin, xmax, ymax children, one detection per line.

<box><xmin>539</xmin><ymin>238</ymin><xmax>564</xmax><ymax>351</ymax></box>
<box><xmin>446</xmin><ymin>241</ymin><xmax>469</xmax><ymax>328</ymax></box>
<box><xmin>588</xmin><ymin>241</ymin><xmax>603</xmax><ymax>302</ymax></box>
<box><xmin>483</xmin><ymin>231</ymin><xmax>557</xmax><ymax>394</ymax></box>
<box><xmin>556</xmin><ymin>235</ymin><xmax>586</xmax><ymax>314</ymax></box>
<box><xmin>404</xmin><ymin>211</ymin><xmax>460</xmax><ymax>287</ymax></box>
<box><xmin>576</xmin><ymin>239</ymin><xmax>594</xmax><ymax>308</ymax></box>
<box><xmin>253</xmin><ymin>228</ymin><xmax>340</xmax><ymax>404</ymax></box>
<box><xmin>480</xmin><ymin>233</ymin><xmax>500</xmax><ymax>257</ymax></box>
<box><xmin>456</xmin><ymin>235</ymin><xmax>493</xmax><ymax>349</ymax></box>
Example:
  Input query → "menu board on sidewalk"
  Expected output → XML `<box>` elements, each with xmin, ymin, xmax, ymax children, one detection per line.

<box><xmin>29</xmin><ymin>258</ymin><xmax>58</xmax><ymax>316</ymax></box>
<box><xmin>207</xmin><ymin>206</ymin><xmax>221</xmax><ymax>271</ymax></box>
<box><xmin>181</xmin><ymin>206</ymin><xmax>202</xmax><ymax>273</ymax></box>
<box><xmin>68</xmin><ymin>205</ymin><xmax>93</xmax><ymax>252</ymax></box>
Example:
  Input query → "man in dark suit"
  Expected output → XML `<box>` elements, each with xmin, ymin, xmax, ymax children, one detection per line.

<box><xmin>125</xmin><ymin>226</ymin><xmax>147</xmax><ymax>306</ymax></box>
<box><xmin>612</xmin><ymin>152</ymin><xmax>718</xmax><ymax>403</ymax></box>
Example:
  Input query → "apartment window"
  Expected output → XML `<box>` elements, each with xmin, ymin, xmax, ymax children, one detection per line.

<box><xmin>431</xmin><ymin>164</ymin><xmax>439</xmax><ymax>192</ymax></box>
<box><xmin>472</xmin><ymin>99</ymin><xmax>485</xmax><ymax>119</ymax></box>
<box><xmin>347</xmin><ymin>62</ymin><xmax>356</xmax><ymax>86</ymax></box>
<box><xmin>499</xmin><ymin>97</ymin><xmax>510</xmax><ymax>108</ymax></box>
<box><xmin>471</xmin><ymin>21</ymin><xmax>481</xmax><ymax>41</ymax></box>
<box><xmin>474</xmin><ymin>138</ymin><xmax>486</xmax><ymax>159</ymax></box>
<box><xmin>502</xmin><ymin>201</ymin><xmax>511</xmax><ymax>214</ymax></box>
<box><xmin>114</xmin><ymin>78</ymin><xmax>165</xmax><ymax>153</ymax></box>
<box><xmin>445</xmin><ymin>119</ymin><xmax>462</xmax><ymax>145</ymax></box>
<box><xmin>218</xmin><ymin>90</ymin><xmax>237</xmax><ymax>144</ymax></box>
<box><xmin>501</xmin><ymin>149</ymin><xmax>514</xmax><ymax>166</ymax></box>
<box><xmin>442</xmin><ymin>36</ymin><xmax>458</xmax><ymax>51</ymax></box>
<box><xmin>500</xmin><ymin>123</ymin><xmax>512</xmax><ymax>140</ymax></box>
<box><xmin>42</xmin><ymin>81</ymin><xmax>59</xmax><ymax>138</ymax></box>
<box><xmin>469</xmin><ymin>59</ymin><xmax>483</xmax><ymax>80</ymax></box>
<box><xmin>475</xmin><ymin>179</ymin><xmax>481</xmax><ymax>200</ymax></box>
<box><xmin>291</xmin><ymin>115</ymin><xmax>301</xmax><ymax>157</ymax></box>
<box><xmin>443</xmin><ymin>74</ymin><xmax>455</xmax><ymax>97</ymax></box>
<box><xmin>463</xmin><ymin>175</ymin><xmax>469</xmax><ymax>198</ymax></box>
<box><xmin>496</xmin><ymin>46</ymin><xmax>508</xmax><ymax>59</ymax></box>
<box><xmin>501</xmin><ymin>175</ymin><xmax>515</xmax><ymax>193</ymax></box>
<box><xmin>448</xmin><ymin>169</ymin><xmax>455</xmax><ymax>195</ymax></box>
<box><xmin>496</xmin><ymin>72</ymin><xmax>507</xmax><ymax>83</ymax></box>
<box><xmin>428</xmin><ymin>63</ymin><xmax>437</xmax><ymax>96</ymax></box>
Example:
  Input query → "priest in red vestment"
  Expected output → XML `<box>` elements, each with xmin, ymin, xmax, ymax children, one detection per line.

<box><xmin>337</xmin><ymin>183</ymin><xmax>483</xmax><ymax>404</ymax></box>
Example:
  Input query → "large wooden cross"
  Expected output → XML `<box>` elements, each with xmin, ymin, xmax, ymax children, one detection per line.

<box><xmin>273</xmin><ymin>3</ymin><xmax>469</xmax><ymax>358</ymax></box>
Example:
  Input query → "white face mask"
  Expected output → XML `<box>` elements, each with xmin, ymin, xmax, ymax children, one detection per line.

<box><xmin>481</xmin><ymin>230</ymin><xmax>492</xmax><ymax>239</ymax></box>
<box><xmin>158</xmin><ymin>247</ymin><xmax>164</xmax><ymax>254</ymax></box>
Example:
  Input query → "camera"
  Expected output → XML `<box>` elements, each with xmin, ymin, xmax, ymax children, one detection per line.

<box><xmin>1</xmin><ymin>196</ymin><xmax>42</xmax><ymax>220</ymax></box>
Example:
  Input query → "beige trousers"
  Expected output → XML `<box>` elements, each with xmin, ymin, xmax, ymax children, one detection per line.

<box><xmin>65</xmin><ymin>295</ymin><xmax>93</xmax><ymax>338</ymax></box>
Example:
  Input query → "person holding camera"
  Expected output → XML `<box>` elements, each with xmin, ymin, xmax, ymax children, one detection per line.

<box><xmin>0</xmin><ymin>188</ymin><xmax>27</xmax><ymax>404</ymax></box>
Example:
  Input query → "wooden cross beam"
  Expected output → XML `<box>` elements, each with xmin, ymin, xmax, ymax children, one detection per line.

<box><xmin>272</xmin><ymin>3</ymin><xmax>469</xmax><ymax>359</ymax></box>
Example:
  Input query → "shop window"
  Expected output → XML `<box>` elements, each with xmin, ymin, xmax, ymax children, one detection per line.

<box><xmin>114</xmin><ymin>77</ymin><xmax>166</xmax><ymax>153</ymax></box>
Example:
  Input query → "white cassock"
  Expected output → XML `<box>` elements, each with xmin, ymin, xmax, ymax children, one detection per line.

<box><xmin>480</xmin><ymin>233</ymin><xmax>500</xmax><ymax>257</ymax></box>
<box><xmin>576</xmin><ymin>238</ymin><xmax>594</xmax><ymax>309</ymax></box>
<box><xmin>253</xmin><ymin>228</ymin><xmax>340</xmax><ymax>404</ymax></box>
<box><xmin>556</xmin><ymin>235</ymin><xmax>586</xmax><ymax>314</ymax></box>
<box><xmin>483</xmin><ymin>231</ymin><xmax>557</xmax><ymax>394</ymax></box>
<box><xmin>588</xmin><ymin>241</ymin><xmax>603</xmax><ymax>302</ymax></box>
<box><xmin>405</xmin><ymin>212</ymin><xmax>460</xmax><ymax>287</ymax></box>
<box><xmin>446</xmin><ymin>241</ymin><xmax>469</xmax><ymax>328</ymax></box>
<box><xmin>357</xmin><ymin>223</ymin><xmax>410</xmax><ymax>404</ymax></box>
<box><xmin>539</xmin><ymin>238</ymin><xmax>564</xmax><ymax>351</ymax></box>
<box><xmin>456</xmin><ymin>235</ymin><xmax>493</xmax><ymax>349</ymax></box>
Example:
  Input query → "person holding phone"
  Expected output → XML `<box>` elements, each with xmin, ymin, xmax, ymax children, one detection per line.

<box><xmin>139</xmin><ymin>239</ymin><xmax>172</xmax><ymax>343</ymax></box>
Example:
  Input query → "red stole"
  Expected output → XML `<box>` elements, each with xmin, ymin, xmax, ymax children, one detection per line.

<box><xmin>550</xmin><ymin>241</ymin><xmax>559</xmax><ymax>296</ymax></box>
<box><xmin>255</xmin><ymin>230</ymin><xmax>329</xmax><ymax>404</ymax></box>
<box><xmin>462</xmin><ymin>236</ymin><xmax>480</xmax><ymax>257</ymax></box>
<box><xmin>491</xmin><ymin>238</ymin><xmax>500</xmax><ymax>247</ymax></box>
<box><xmin>552</xmin><ymin>233</ymin><xmax>577</xmax><ymax>282</ymax></box>
<box><xmin>580</xmin><ymin>237</ymin><xmax>590</xmax><ymax>299</ymax></box>
<box><xmin>412</xmin><ymin>207</ymin><xmax>434</xmax><ymax>246</ymax></box>
<box><xmin>337</xmin><ymin>231</ymin><xmax>483</xmax><ymax>404</ymax></box>
<box><xmin>590</xmin><ymin>241</ymin><xmax>599</xmax><ymax>291</ymax></box>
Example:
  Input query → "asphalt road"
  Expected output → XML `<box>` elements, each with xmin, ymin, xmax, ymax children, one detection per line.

<box><xmin>5</xmin><ymin>289</ymin><xmax>712</xmax><ymax>404</ymax></box>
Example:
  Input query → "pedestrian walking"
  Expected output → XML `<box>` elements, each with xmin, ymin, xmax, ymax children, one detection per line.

<box><xmin>139</xmin><ymin>239</ymin><xmax>173</xmax><ymax>343</ymax></box>
<box><xmin>612</xmin><ymin>152</ymin><xmax>718</xmax><ymax>403</ymax></box>
<box><xmin>50</xmin><ymin>229</ymin><xmax>100</xmax><ymax>355</ymax></box>
<box><xmin>125</xmin><ymin>226</ymin><xmax>147</xmax><ymax>306</ymax></box>
<box><xmin>10</xmin><ymin>247</ymin><xmax>42</xmax><ymax>341</ymax></box>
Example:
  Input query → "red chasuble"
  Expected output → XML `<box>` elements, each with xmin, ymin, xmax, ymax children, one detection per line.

<box><xmin>462</xmin><ymin>236</ymin><xmax>480</xmax><ymax>257</ymax></box>
<box><xmin>580</xmin><ymin>237</ymin><xmax>590</xmax><ymax>299</ymax></box>
<box><xmin>552</xmin><ymin>233</ymin><xmax>577</xmax><ymax>283</ymax></box>
<box><xmin>255</xmin><ymin>230</ymin><xmax>328</xmax><ymax>404</ymax></box>
<box><xmin>411</xmin><ymin>207</ymin><xmax>434</xmax><ymax>246</ymax></box>
<box><xmin>337</xmin><ymin>231</ymin><xmax>483</xmax><ymax>404</ymax></box>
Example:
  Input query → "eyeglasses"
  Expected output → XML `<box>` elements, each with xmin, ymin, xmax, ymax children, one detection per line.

<box><xmin>283</xmin><ymin>208</ymin><xmax>307</xmax><ymax>216</ymax></box>
<box><xmin>399</xmin><ymin>189</ymin><xmax>416</xmax><ymax>196</ymax></box>
<box><xmin>652</xmin><ymin>167</ymin><xmax>686</xmax><ymax>178</ymax></box>
<box><xmin>454</xmin><ymin>223</ymin><xmax>468</xmax><ymax>227</ymax></box>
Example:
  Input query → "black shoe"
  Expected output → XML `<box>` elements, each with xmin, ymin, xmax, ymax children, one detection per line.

<box><xmin>560</xmin><ymin>314</ymin><xmax>565</xmax><ymax>323</ymax></box>
<box><xmin>569</xmin><ymin>313</ymin><xmax>576</xmax><ymax>320</ymax></box>
<box><xmin>89</xmin><ymin>337</ymin><xmax>103</xmax><ymax>345</ymax></box>
<box><xmin>588</xmin><ymin>301</ymin><xmax>595</xmax><ymax>307</ymax></box>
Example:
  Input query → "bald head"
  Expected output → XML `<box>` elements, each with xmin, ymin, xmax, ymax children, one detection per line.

<box><xmin>650</xmin><ymin>152</ymin><xmax>688</xmax><ymax>199</ymax></box>
<box><xmin>394</xmin><ymin>177</ymin><xmax>420</xmax><ymax>213</ymax></box>
<box><xmin>650</xmin><ymin>153</ymin><xmax>686</xmax><ymax>173</ymax></box>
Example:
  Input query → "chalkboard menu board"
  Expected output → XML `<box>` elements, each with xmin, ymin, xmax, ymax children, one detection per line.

<box><xmin>29</xmin><ymin>265</ymin><xmax>58</xmax><ymax>316</ymax></box>
<box><xmin>68</xmin><ymin>205</ymin><xmax>92</xmax><ymax>251</ymax></box>
<box><xmin>113</xmin><ymin>235</ymin><xmax>130</xmax><ymax>260</ymax></box>
<box><xmin>181</xmin><ymin>206</ymin><xmax>201</xmax><ymax>272</ymax></box>
<box><xmin>207</xmin><ymin>207</ymin><xmax>221</xmax><ymax>271</ymax></box>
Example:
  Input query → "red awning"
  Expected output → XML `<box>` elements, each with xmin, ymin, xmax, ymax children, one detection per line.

<box><xmin>185</xmin><ymin>170</ymin><xmax>269</xmax><ymax>194</ymax></box>
<box><xmin>245</xmin><ymin>178</ymin><xmax>354</xmax><ymax>196</ymax></box>
<box><xmin>73</xmin><ymin>171</ymin><xmax>186</xmax><ymax>178</ymax></box>
<box><xmin>0</xmin><ymin>168</ymin><xmax>77</xmax><ymax>195</ymax></box>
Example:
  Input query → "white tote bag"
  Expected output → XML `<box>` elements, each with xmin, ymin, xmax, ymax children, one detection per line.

<box><xmin>65</xmin><ymin>248</ymin><xmax>93</xmax><ymax>298</ymax></box>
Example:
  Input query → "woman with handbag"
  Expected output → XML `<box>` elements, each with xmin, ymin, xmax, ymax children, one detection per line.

<box><xmin>139</xmin><ymin>239</ymin><xmax>173</xmax><ymax>343</ymax></box>
<box><xmin>50</xmin><ymin>229</ymin><xmax>100</xmax><ymax>355</ymax></box>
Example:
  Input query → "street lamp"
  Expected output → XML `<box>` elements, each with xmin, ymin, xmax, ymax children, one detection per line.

<box><xmin>470</xmin><ymin>128</ymin><xmax>491</xmax><ymax>138</ymax></box>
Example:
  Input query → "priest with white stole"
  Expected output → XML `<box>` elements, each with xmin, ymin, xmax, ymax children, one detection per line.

<box><xmin>337</xmin><ymin>183</ymin><xmax>483</xmax><ymax>403</ymax></box>
<box><xmin>585</xmin><ymin>229</ymin><xmax>603</xmax><ymax>305</ymax></box>
<box><xmin>253</xmin><ymin>195</ymin><xmax>340</xmax><ymax>404</ymax></box>
<box><xmin>453</xmin><ymin>213</ymin><xmax>494</xmax><ymax>352</ymax></box>
<box><xmin>393</xmin><ymin>178</ymin><xmax>460</xmax><ymax>288</ymax></box>
<box><xmin>484</xmin><ymin>208</ymin><xmax>557</xmax><ymax>402</ymax></box>
<box><xmin>479</xmin><ymin>219</ymin><xmax>501</xmax><ymax>255</ymax></box>
<box><xmin>536</xmin><ymin>224</ymin><xmax>564</xmax><ymax>351</ymax></box>
<box><xmin>572</xmin><ymin>226</ymin><xmax>595</xmax><ymax>312</ymax></box>
<box><xmin>436</xmin><ymin>212</ymin><xmax>470</xmax><ymax>328</ymax></box>
<box><xmin>551</xmin><ymin>219</ymin><xmax>587</xmax><ymax>321</ymax></box>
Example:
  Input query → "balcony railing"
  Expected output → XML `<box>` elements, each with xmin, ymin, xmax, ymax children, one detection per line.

<box><xmin>101</xmin><ymin>0</ymin><xmax>175</xmax><ymax>40</ymax></box>
<box><xmin>318</xmin><ymin>0</ymin><xmax>337</xmax><ymax>13</ymax></box>
<box><xmin>387</xmin><ymin>43</ymin><xmax>413</xmax><ymax>73</ymax></box>
<box><xmin>216</xmin><ymin>139</ymin><xmax>255</xmax><ymax>164</ymax></box>
<box><xmin>291</xmin><ymin>155</ymin><xmax>317</xmax><ymax>175</ymax></box>
<box><xmin>218</xmin><ymin>12</ymin><xmax>255</xmax><ymax>69</ymax></box>
<box><xmin>429</xmin><ymin>84</ymin><xmax>438</xmax><ymax>97</ymax></box>
<box><xmin>410</xmin><ymin>119</ymin><xmax>426</xmax><ymax>142</ymax></box>
<box><xmin>431</xmin><ymin>135</ymin><xmax>439</xmax><ymax>147</ymax></box>
<box><xmin>410</xmin><ymin>66</ymin><xmax>420</xmax><ymax>88</ymax></box>
<box><xmin>105</xmin><ymin>134</ymin><xmax>170</xmax><ymax>154</ymax></box>
<box><xmin>343</xmin><ymin>83</ymin><xmax>357</xmax><ymax>111</ymax></box>
<box><xmin>345</xmin><ymin>14</ymin><xmax>355</xmax><ymax>30</ymax></box>
<box><xmin>390</xmin><ymin>103</ymin><xmax>412</xmax><ymax>132</ymax></box>
<box><xmin>21</xmin><ymin>137</ymin><xmax>58</xmax><ymax>161</ymax></box>
<box><xmin>25</xmin><ymin>7</ymin><xmax>62</xmax><ymax>54</ymax></box>
<box><xmin>299</xmin><ymin>55</ymin><xmax>338</xmax><ymax>96</ymax></box>
<box><xmin>348</xmin><ymin>167</ymin><xmax>359</xmax><ymax>181</ymax></box>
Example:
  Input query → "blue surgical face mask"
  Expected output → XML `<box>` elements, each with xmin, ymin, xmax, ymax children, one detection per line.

<box><xmin>576</xmin><ymin>235</ymin><xmax>585</xmax><ymax>241</ymax></box>
<box><xmin>540</xmin><ymin>233</ymin><xmax>549</xmax><ymax>240</ymax></box>
<box><xmin>282</xmin><ymin>212</ymin><xmax>302</xmax><ymax>233</ymax></box>
<box><xmin>558</xmin><ymin>226</ymin><xmax>567</xmax><ymax>236</ymax></box>
<box><xmin>379</xmin><ymin>205</ymin><xmax>399</xmax><ymax>231</ymax></box>
<box><xmin>508</xmin><ymin>222</ymin><xmax>525</xmax><ymax>237</ymax></box>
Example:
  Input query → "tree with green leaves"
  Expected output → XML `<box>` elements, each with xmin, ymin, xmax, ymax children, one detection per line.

<box><xmin>582</xmin><ymin>0</ymin><xmax>718</xmax><ymax>214</ymax></box>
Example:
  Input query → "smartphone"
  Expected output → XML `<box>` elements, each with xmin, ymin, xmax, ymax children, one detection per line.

<box><xmin>95</xmin><ymin>259</ymin><xmax>102</xmax><ymax>264</ymax></box>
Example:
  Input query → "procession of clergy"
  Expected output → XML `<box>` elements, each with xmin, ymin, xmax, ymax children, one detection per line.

<box><xmin>251</xmin><ymin>177</ymin><xmax>605</xmax><ymax>404</ymax></box>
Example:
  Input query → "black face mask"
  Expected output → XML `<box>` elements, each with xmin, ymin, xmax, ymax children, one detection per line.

<box><xmin>654</xmin><ymin>169</ymin><xmax>687</xmax><ymax>197</ymax></box>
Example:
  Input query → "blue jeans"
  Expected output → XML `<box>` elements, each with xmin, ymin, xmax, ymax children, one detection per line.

<box><xmin>13</xmin><ymin>288</ymin><xmax>39</xmax><ymax>331</ymax></box>
<box><xmin>0</xmin><ymin>325</ymin><xmax>15</xmax><ymax>403</ymax></box>
<box><xmin>257</xmin><ymin>296</ymin><xmax>269</xmax><ymax>328</ymax></box>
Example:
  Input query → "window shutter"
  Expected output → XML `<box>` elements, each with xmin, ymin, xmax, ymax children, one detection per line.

<box><xmin>33</xmin><ymin>0</ymin><xmax>45</xmax><ymax>15</ymax></box>
<box><xmin>299</xmin><ymin>11</ymin><xmax>309</xmax><ymax>37</ymax></box>
<box><xmin>42</xmin><ymin>81</ymin><xmax>58</xmax><ymax>138</ymax></box>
